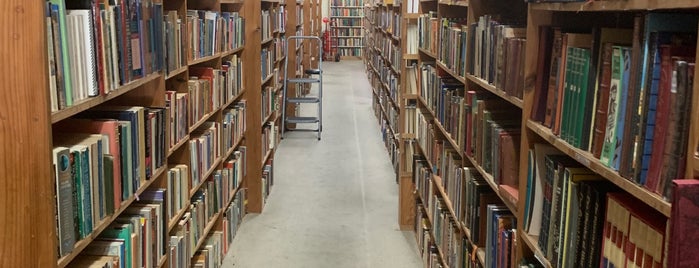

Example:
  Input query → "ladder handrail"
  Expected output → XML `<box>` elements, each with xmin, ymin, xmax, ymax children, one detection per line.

<box><xmin>281</xmin><ymin>35</ymin><xmax>324</xmax><ymax>140</ymax></box>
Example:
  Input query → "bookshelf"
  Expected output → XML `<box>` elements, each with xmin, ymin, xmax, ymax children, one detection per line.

<box><xmin>364</xmin><ymin>0</ymin><xmax>699</xmax><ymax>267</ymax></box>
<box><xmin>0</xmin><ymin>0</ymin><xmax>299</xmax><ymax>266</ymax></box>
<box><xmin>331</xmin><ymin>0</ymin><xmax>365</xmax><ymax>59</ymax></box>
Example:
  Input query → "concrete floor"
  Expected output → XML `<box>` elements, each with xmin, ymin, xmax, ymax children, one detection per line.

<box><xmin>222</xmin><ymin>61</ymin><xmax>422</xmax><ymax>268</ymax></box>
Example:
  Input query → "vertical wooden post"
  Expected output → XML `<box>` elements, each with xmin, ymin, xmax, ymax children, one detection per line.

<box><xmin>245</xmin><ymin>0</ymin><xmax>264</xmax><ymax>213</ymax></box>
<box><xmin>0</xmin><ymin>0</ymin><xmax>57</xmax><ymax>267</ymax></box>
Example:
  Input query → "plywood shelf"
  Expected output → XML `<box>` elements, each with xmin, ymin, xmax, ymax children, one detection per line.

<box><xmin>531</xmin><ymin>0</ymin><xmax>699</xmax><ymax>11</ymax></box>
<box><xmin>465</xmin><ymin>74</ymin><xmax>523</xmax><ymax>109</ymax></box>
<box><xmin>51</xmin><ymin>73</ymin><xmax>162</xmax><ymax>124</ymax></box>
<box><xmin>526</xmin><ymin>120</ymin><xmax>671</xmax><ymax>216</ymax></box>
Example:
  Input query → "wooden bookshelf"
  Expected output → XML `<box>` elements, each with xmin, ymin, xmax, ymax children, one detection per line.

<box><xmin>331</xmin><ymin>0</ymin><xmax>365</xmax><ymax>58</ymax></box>
<box><xmin>6</xmin><ymin>0</ymin><xmax>263</xmax><ymax>267</ymax></box>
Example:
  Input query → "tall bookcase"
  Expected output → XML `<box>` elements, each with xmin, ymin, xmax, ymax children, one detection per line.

<box><xmin>365</xmin><ymin>0</ymin><xmax>699</xmax><ymax>267</ymax></box>
<box><xmin>330</xmin><ymin>0</ymin><xmax>364</xmax><ymax>59</ymax></box>
<box><xmin>0</xmin><ymin>0</ymin><xmax>310</xmax><ymax>267</ymax></box>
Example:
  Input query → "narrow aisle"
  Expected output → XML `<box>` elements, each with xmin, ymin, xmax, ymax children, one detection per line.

<box><xmin>223</xmin><ymin>61</ymin><xmax>422</xmax><ymax>268</ymax></box>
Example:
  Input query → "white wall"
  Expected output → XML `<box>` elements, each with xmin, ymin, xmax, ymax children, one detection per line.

<box><xmin>322</xmin><ymin>0</ymin><xmax>329</xmax><ymax>31</ymax></box>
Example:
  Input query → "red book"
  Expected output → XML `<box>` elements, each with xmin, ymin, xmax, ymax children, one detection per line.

<box><xmin>669</xmin><ymin>179</ymin><xmax>699</xmax><ymax>268</ymax></box>
<box><xmin>553</xmin><ymin>33</ymin><xmax>569</xmax><ymax>135</ymax></box>
<box><xmin>591</xmin><ymin>43</ymin><xmax>613</xmax><ymax>159</ymax></box>
<box><xmin>531</xmin><ymin>26</ymin><xmax>553</xmax><ymax>123</ymax></box>
<box><xmin>544</xmin><ymin>28</ymin><xmax>563</xmax><ymax>128</ymax></box>
<box><xmin>92</xmin><ymin>0</ymin><xmax>106</xmax><ymax>94</ymax></box>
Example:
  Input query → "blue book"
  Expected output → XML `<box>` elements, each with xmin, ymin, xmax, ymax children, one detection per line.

<box><xmin>612</xmin><ymin>47</ymin><xmax>631</xmax><ymax>170</ymax></box>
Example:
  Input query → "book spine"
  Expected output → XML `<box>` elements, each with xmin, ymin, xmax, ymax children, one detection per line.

<box><xmin>591</xmin><ymin>43</ymin><xmax>613</xmax><ymax>158</ymax></box>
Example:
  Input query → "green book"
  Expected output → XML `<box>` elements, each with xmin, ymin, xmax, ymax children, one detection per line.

<box><xmin>101</xmin><ymin>223</ymin><xmax>133</xmax><ymax>268</ymax></box>
<box><xmin>48</xmin><ymin>0</ymin><xmax>72</xmax><ymax>106</ymax></box>
<box><xmin>574</xmin><ymin>49</ymin><xmax>592</xmax><ymax>148</ymax></box>
<box><xmin>104</xmin><ymin>154</ymin><xmax>115</xmax><ymax>215</ymax></box>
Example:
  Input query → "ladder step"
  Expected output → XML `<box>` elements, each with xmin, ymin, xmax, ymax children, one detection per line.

<box><xmin>287</xmin><ymin>97</ymin><xmax>320</xmax><ymax>103</ymax></box>
<box><xmin>286</xmin><ymin>116</ymin><xmax>320</xmax><ymax>124</ymax></box>
<box><xmin>285</xmin><ymin>128</ymin><xmax>320</xmax><ymax>132</ymax></box>
<box><xmin>287</xmin><ymin>78</ymin><xmax>321</xmax><ymax>83</ymax></box>
<box><xmin>305</xmin><ymin>69</ymin><xmax>322</xmax><ymax>75</ymax></box>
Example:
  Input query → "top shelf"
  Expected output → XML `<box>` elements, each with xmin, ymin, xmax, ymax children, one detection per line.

<box><xmin>438</xmin><ymin>0</ymin><xmax>469</xmax><ymax>7</ymax></box>
<box><xmin>531</xmin><ymin>0</ymin><xmax>699</xmax><ymax>11</ymax></box>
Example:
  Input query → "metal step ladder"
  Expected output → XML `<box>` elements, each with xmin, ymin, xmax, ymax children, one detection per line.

<box><xmin>281</xmin><ymin>36</ymin><xmax>323</xmax><ymax>140</ymax></box>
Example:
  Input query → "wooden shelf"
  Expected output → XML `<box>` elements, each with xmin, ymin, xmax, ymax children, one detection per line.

<box><xmin>262</xmin><ymin>73</ymin><xmax>274</xmax><ymax>85</ymax></box>
<box><xmin>526</xmin><ymin>120</ymin><xmax>672</xmax><ymax>216</ymax></box>
<box><xmin>432</xmin><ymin>117</ymin><xmax>463</xmax><ymax>157</ymax></box>
<box><xmin>531</xmin><ymin>0</ymin><xmax>699</xmax><ymax>11</ymax></box>
<box><xmin>221</xmin><ymin>0</ymin><xmax>245</xmax><ymax>3</ymax></box>
<box><xmin>168</xmin><ymin>134</ymin><xmax>191</xmax><ymax>157</ymax></box>
<box><xmin>520</xmin><ymin>232</ymin><xmax>553</xmax><ymax>268</ymax></box>
<box><xmin>465</xmin><ymin>155</ymin><xmax>518</xmax><ymax>215</ymax></box>
<box><xmin>404</xmin><ymin>53</ymin><xmax>419</xmax><ymax>60</ymax></box>
<box><xmin>166</xmin><ymin>66</ymin><xmax>188</xmax><ymax>80</ymax></box>
<box><xmin>57</xmin><ymin>165</ymin><xmax>166</xmax><ymax>268</ymax></box>
<box><xmin>191</xmin><ymin>211</ymin><xmax>222</xmax><ymax>258</ymax></box>
<box><xmin>438</xmin><ymin>0</ymin><xmax>469</xmax><ymax>6</ymax></box>
<box><xmin>51</xmin><ymin>73</ymin><xmax>162</xmax><ymax>123</ymax></box>
<box><xmin>222</xmin><ymin>46</ymin><xmax>245</xmax><ymax>57</ymax></box>
<box><xmin>436</xmin><ymin>61</ymin><xmax>467</xmax><ymax>85</ymax></box>
<box><xmin>262</xmin><ymin>147</ymin><xmax>275</xmax><ymax>168</ymax></box>
<box><xmin>189</xmin><ymin>54</ymin><xmax>220</xmax><ymax>66</ymax></box>
<box><xmin>419</xmin><ymin>48</ymin><xmax>437</xmax><ymax>60</ymax></box>
<box><xmin>189</xmin><ymin>111</ymin><xmax>217</xmax><ymax>132</ymax></box>
<box><xmin>189</xmin><ymin>157</ymin><xmax>223</xmax><ymax>198</ymax></box>
<box><xmin>465</xmin><ymin>74</ymin><xmax>523</xmax><ymax>109</ymax></box>
<box><xmin>158</xmin><ymin>255</ymin><xmax>167</xmax><ymax>268</ymax></box>
<box><xmin>262</xmin><ymin>37</ymin><xmax>275</xmax><ymax>46</ymax></box>
<box><xmin>167</xmin><ymin>203</ymin><xmax>191</xmax><ymax>232</ymax></box>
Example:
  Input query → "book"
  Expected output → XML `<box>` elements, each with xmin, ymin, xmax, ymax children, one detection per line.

<box><xmin>668</xmin><ymin>180</ymin><xmax>699</xmax><ymax>268</ymax></box>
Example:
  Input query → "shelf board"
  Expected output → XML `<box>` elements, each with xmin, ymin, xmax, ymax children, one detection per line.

<box><xmin>436</xmin><ymin>60</ymin><xmax>467</xmax><ymax>85</ymax></box>
<box><xmin>432</xmin><ymin>116</ymin><xmax>463</xmax><ymax>157</ymax></box>
<box><xmin>520</xmin><ymin>232</ymin><xmax>553</xmax><ymax>268</ymax></box>
<box><xmin>380</xmin><ymin>82</ymin><xmax>400</xmax><ymax>112</ymax></box>
<box><xmin>189</xmin><ymin>157</ymin><xmax>223</xmax><ymax>198</ymax></box>
<box><xmin>221</xmin><ymin>0</ymin><xmax>244</xmax><ymax>3</ymax></box>
<box><xmin>419</xmin><ymin>47</ymin><xmax>437</xmax><ymax>60</ymax></box>
<box><xmin>330</xmin><ymin>6</ymin><xmax>365</xmax><ymax>8</ymax></box>
<box><xmin>221</xmin><ymin>46</ymin><xmax>245</xmax><ymax>57</ymax></box>
<box><xmin>189</xmin><ymin>54</ymin><xmax>220</xmax><ymax>66</ymax></box>
<box><xmin>263</xmin><ymin>110</ymin><xmax>276</xmax><ymax>125</ymax></box>
<box><xmin>262</xmin><ymin>73</ymin><xmax>274</xmax><ymax>85</ymax></box>
<box><xmin>465</xmin><ymin>74</ymin><xmax>523</xmax><ymax>109</ymax></box>
<box><xmin>438</xmin><ymin>0</ymin><xmax>469</xmax><ymax>7</ymax></box>
<box><xmin>465</xmin><ymin>155</ymin><xmax>519</xmax><ymax>215</ymax></box>
<box><xmin>189</xmin><ymin>110</ymin><xmax>217</xmax><ymax>132</ymax></box>
<box><xmin>476</xmin><ymin>248</ymin><xmax>486</xmax><ymax>267</ymax></box>
<box><xmin>57</xmin><ymin>165</ymin><xmax>166</xmax><ymax>268</ymax></box>
<box><xmin>51</xmin><ymin>73</ymin><xmax>162</xmax><ymax>123</ymax></box>
<box><xmin>331</xmin><ymin>16</ymin><xmax>364</xmax><ymax>18</ymax></box>
<box><xmin>404</xmin><ymin>53</ymin><xmax>419</xmax><ymax>60</ymax></box>
<box><xmin>261</xmin><ymin>37</ymin><xmax>275</xmax><ymax>46</ymax></box>
<box><xmin>526</xmin><ymin>120</ymin><xmax>672</xmax><ymax>216</ymax></box>
<box><xmin>166</xmin><ymin>66</ymin><xmax>188</xmax><ymax>80</ymax></box>
<box><xmin>262</xmin><ymin>147</ymin><xmax>275</xmax><ymax>168</ymax></box>
<box><xmin>158</xmin><ymin>255</ymin><xmax>167</xmax><ymax>268</ymax></box>
<box><xmin>276</xmin><ymin>56</ymin><xmax>287</xmax><ymax>64</ymax></box>
<box><xmin>167</xmin><ymin>203</ymin><xmax>191</xmax><ymax>232</ymax></box>
<box><xmin>531</xmin><ymin>0</ymin><xmax>699</xmax><ymax>11</ymax></box>
<box><xmin>168</xmin><ymin>134</ymin><xmax>191</xmax><ymax>157</ymax></box>
<box><xmin>191</xmin><ymin>211</ymin><xmax>222</xmax><ymax>258</ymax></box>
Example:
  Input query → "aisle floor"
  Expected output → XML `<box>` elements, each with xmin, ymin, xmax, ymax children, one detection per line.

<box><xmin>222</xmin><ymin>61</ymin><xmax>422</xmax><ymax>268</ymax></box>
